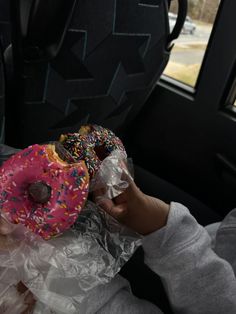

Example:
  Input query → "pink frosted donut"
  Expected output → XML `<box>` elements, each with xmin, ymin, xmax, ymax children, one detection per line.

<box><xmin>60</xmin><ymin>124</ymin><xmax>126</xmax><ymax>178</ymax></box>
<box><xmin>0</xmin><ymin>144</ymin><xmax>89</xmax><ymax>240</ymax></box>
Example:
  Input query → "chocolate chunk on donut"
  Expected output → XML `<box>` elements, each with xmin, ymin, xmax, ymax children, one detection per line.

<box><xmin>0</xmin><ymin>144</ymin><xmax>89</xmax><ymax>240</ymax></box>
<box><xmin>28</xmin><ymin>181</ymin><xmax>52</xmax><ymax>204</ymax></box>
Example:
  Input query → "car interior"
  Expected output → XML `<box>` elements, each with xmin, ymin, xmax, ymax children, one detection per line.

<box><xmin>0</xmin><ymin>0</ymin><xmax>236</xmax><ymax>312</ymax></box>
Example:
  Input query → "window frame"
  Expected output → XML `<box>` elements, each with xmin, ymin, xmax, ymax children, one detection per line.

<box><xmin>222</xmin><ymin>72</ymin><xmax>236</xmax><ymax>117</ymax></box>
<box><xmin>160</xmin><ymin>0</ymin><xmax>224</xmax><ymax>94</ymax></box>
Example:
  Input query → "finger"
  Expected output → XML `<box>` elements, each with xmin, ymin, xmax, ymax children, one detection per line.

<box><xmin>0</xmin><ymin>216</ymin><xmax>14</xmax><ymax>235</ymax></box>
<box><xmin>105</xmin><ymin>203</ymin><xmax>127</xmax><ymax>221</ymax></box>
<box><xmin>95</xmin><ymin>196</ymin><xmax>114</xmax><ymax>212</ymax></box>
<box><xmin>113</xmin><ymin>179</ymin><xmax>141</xmax><ymax>205</ymax></box>
<box><xmin>21</xmin><ymin>295</ymin><xmax>36</xmax><ymax>314</ymax></box>
<box><xmin>119</xmin><ymin>160</ymin><xmax>129</xmax><ymax>174</ymax></box>
<box><xmin>17</xmin><ymin>283</ymin><xmax>36</xmax><ymax>314</ymax></box>
<box><xmin>93</xmin><ymin>187</ymin><xmax>106</xmax><ymax>196</ymax></box>
<box><xmin>24</xmin><ymin>291</ymin><xmax>36</xmax><ymax>305</ymax></box>
<box><xmin>113</xmin><ymin>189</ymin><xmax>128</xmax><ymax>205</ymax></box>
<box><xmin>120</xmin><ymin>168</ymin><xmax>133</xmax><ymax>183</ymax></box>
<box><xmin>95</xmin><ymin>196</ymin><xmax>127</xmax><ymax>220</ymax></box>
<box><xmin>92</xmin><ymin>186</ymin><xmax>107</xmax><ymax>202</ymax></box>
<box><xmin>128</xmin><ymin>179</ymin><xmax>143</xmax><ymax>197</ymax></box>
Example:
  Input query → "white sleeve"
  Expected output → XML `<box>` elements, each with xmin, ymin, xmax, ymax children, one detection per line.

<box><xmin>142</xmin><ymin>202</ymin><xmax>236</xmax><ymax>314</ymax></box>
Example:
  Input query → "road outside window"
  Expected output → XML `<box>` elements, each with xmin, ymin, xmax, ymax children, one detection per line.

<box><xmin>163</xmin><ymin>0</ymin><xmax>220</xmax><ymax>87</ymax></box>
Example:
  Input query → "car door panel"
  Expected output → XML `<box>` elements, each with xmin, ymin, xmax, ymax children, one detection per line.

<box><xmin>129</xmin><ymin>0</ymin><xmax>236</xmax><ymax>215</ymax></box>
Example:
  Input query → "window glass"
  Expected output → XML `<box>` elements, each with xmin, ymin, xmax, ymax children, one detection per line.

<box><xmin>163</xmin><ymin>0</ymin><xmax>221</xmax><ymax>87</ymax></box>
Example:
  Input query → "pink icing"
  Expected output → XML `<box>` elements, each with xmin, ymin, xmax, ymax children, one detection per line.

<box><xmin>0</xmin><ymin>144</ymin><xmax>89</xmax><ymax>240</ymax></box>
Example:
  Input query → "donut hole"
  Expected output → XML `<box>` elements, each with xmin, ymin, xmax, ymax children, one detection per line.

<box><xmin>28</xmin><ymin>181</ymin><xmax>52</xmax><ymax>204</ymax></box>
<box><xmin>94</xmin><ymin>144</ymin><xmax>109</xmax><ymax>161</ymax></box>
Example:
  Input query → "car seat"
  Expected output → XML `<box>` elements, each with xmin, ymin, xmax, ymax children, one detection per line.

<box><xmin>0</xmin><ymin>41</ymin><xmax>5</xmax><ymax>143</ymax></box>
<box><xmin>5</xmin><ymin>0</ymin><xmax>187</xmax><ymax>148</ymax></box>
<box><xmin>0</xmin><ymin>0</ymin><xmax>12</xmax><ymax>144</ymax></box>
<box><xmin>0</xmin><ymin>0</ymin><xmax>11</xmax><ymax>50</ymax></box>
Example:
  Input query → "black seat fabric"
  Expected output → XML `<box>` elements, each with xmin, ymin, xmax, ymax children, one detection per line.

<box><xmin>134</xmin><ymin>164</ymin><xmax>222</xmax><ymax>225</ymax></box>
<box><xmin>0</xmin><ymin>0</ymin><xmax>11</xmax><ymax>50</ymax></box>
<box><xmin>7</xmin><ymin>0</ymin><xmax>170</xmax><ymax>147</ymax></box>
<box><xmin>0</xmin><ymin>42</ymin><xmax>5</xmax><ymax>143</ymax></box>
<box><xmin>0</xmin><ymin>0</ymin><xmax>12</xmax><ymax>144</ymax></box>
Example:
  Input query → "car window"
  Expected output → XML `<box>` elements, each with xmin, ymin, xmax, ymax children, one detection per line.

<box><xmin>164</xmin><ymin>0</ymin><xmax>221</xmax><ymax>87</ymax></box>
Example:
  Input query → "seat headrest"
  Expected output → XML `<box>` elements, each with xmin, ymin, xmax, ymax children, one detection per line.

<box><xmin>18</xmin><ymin>0</ymin><xmax>76</xmax><ymax>60</ymax></box>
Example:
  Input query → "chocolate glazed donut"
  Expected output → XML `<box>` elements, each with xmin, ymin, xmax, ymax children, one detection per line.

<box><xmin>60</xmin><ymin>125</ymin><xmax>126</xmax><ymax>178</ymax></box>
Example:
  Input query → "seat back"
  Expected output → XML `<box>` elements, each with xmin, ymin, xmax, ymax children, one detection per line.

<box><xmin>0</xmin><ymin>0</ymin><xmax>14</xmax><ymax>144</ymax></box>
<box><xmin>0</xmin><ymin>0</ymin><xmax>11</xmax><ymax>49</ymax></box>
<box><xmin>0</xmin><ymin>42</ymin><xmax>5</xmax><ymax>143</ymax></box>
<box><xmin>7</xmin><ymin>0</ymin><xmax>185</xmax><ymax>147</ymax></box>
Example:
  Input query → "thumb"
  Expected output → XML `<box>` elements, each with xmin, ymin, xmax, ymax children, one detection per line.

<box><xmin>95</xmin><ymin>196</ymin><xmax>127</xmax><ymax>221</ymax></box>
<box><xmin>0</xmin><ymin>216</ymin><xmax>14</xmax><ymax>235</ymax></box>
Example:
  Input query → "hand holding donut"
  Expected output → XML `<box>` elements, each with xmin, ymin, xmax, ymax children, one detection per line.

<box><xmin>60</xmin><ymin>124</ymin><xmax>170</xmax><ymax>235</ymax></box>
<box><xmin>94</xmin><ymin>180</ymin><xmax>170</xmax><ymax>235</ymax></box>
<box><xmin>0</xmin><ymin>125</ymin><xmax>127</xmax><ymax>239</ymax></box>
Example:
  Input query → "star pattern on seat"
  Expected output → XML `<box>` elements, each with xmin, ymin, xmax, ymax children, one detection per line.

<box><xmin>7</xmin><ymin>0</ymin><xmax>168</xmax><ymax>146</ymax></box>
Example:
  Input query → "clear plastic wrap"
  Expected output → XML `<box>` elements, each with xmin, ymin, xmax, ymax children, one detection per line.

<box><xmin>90</xmin><ymin>149</ymin><xmax>134</xmax><ymax>199</ymax></box>
<box><xmin>0</xmin><ymin>144</ymin><xmax>141</xmax><ymax>314</ymax></box>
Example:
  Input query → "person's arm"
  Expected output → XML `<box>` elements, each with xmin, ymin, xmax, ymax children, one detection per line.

<box><xmin>143</xmin><ymin>202</ymin><xmax>236</xmax><ymax>314</ymax></box>
<box><xmin>91</xmin><ymin>275</ymin><xmax>163</xmax><ymax>314</ymax></box>
<box><xmin>95</xmin><ymin>181</ymin><xmax>236</xmax><ymax>314</ymax></box>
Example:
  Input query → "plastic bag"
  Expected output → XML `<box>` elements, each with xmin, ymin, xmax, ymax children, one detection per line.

<box><xmin>0</xmin><ymin>144</ymin><xmax>141</xmax><ymax>314</ymax></box>
<box><xmin>90</xmin><ymin>149</ymin><xmax>134</xmax><ymax>199</ymax></box>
